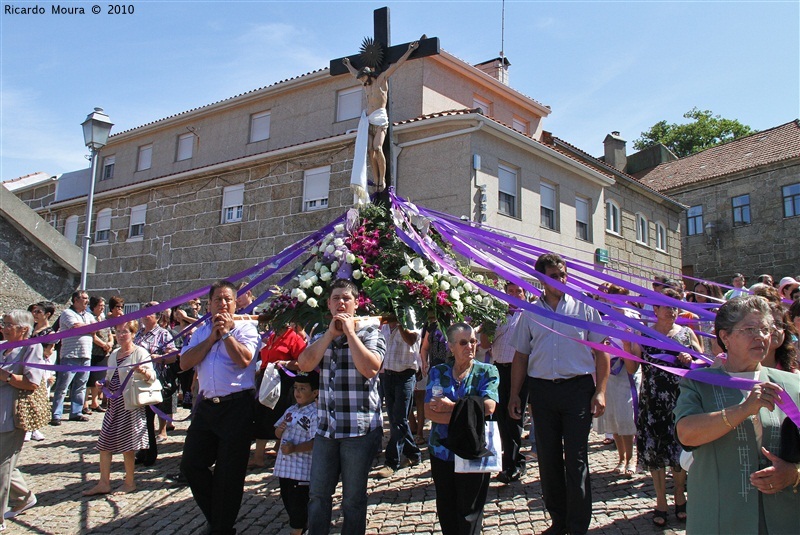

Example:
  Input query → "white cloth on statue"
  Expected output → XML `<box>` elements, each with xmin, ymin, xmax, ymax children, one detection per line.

<box><xmin>350</xmin><ymin>110</ymin><xmax>370</xmax><ymax>205</ymax></box>
<box><xmin>367</xmin><ymin>108</ymin><xmax>389</xmax><ymax>127</ymax></box>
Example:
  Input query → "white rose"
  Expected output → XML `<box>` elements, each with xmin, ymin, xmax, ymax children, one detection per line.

<box><xmin>455</xmin><ymin>301</ymin><xmax>464</xmax><ymax>313</ymax></box>
<box><xmin>463</xmin><ymin>282</ymin><xmax>474</xmax><ymax>293</ymax></box>
<box><xmin>333</xmin><ymin>238</ymin><xmax>344</xmax><ymax>247</ymax></box>
<box><xmin>307</xmin><ymin>297</ymin><xmax>318</xmax><ymax>308</ymax></box>
<box><xmin>423</xmin><ymin>275</ymin><xmax>434</xmax><ymax>286</ymax></box>
<box><xmin>334</xmin><ymin>224</ymin><xmax>344</xmax><ymax>233</ymax></box>
<box><xmin>300</xmin><ymin>279</ymin><xmax>313</xmax><ymax>289</ymax></box>
<box><xmin>320</xmin><ymin>272</ymin><xmax>332</xmax><ymax>282</ymax></box>
<box><xmin>320</xmin><ymin>265</ymin><xmax>330</xmax><ymax>274</ymax></box>
<box><xmin>314</xmin><ymin>262</ymin><xmax>322</xmax><ymax>271</ymax></box>
<box><xmin>418</xmin><ymin>268</ymin><xmax>429</xmax><ymax>278</ymax></box>
<box><xmin>449</xmin><ymin>276</ymin><xmax>459</xmax><ymax>286</ymax></box>
<box><xmin>325</xmin><ymin>245</ymin><xmax>335</xmax><ymax>254</ymax></box>
<box><xmin>313</xmin><ymin>286</ymin><xmax>323</xmax><ymax>296</ymax></box>
<box><xmin>334</xmin><ymin>249</ymin><xmax>343</xmax><ymax>259</ymax></box>
<box><xmin>296</xmin><ymin>291</ymin><xmax>307</xmax><ymax>302</ymax></box>
<box><xmin>331</xmin><ymin>261</ymin><xmax>339</xmax><ymax>271</ymax></box>
<box><xmin>450</xmin><ymin>290</ymin><xmax>460</xmax><ymax>300</ymax></box>
<box><xmin>399</xmin><ymin>265</ymin><xmax>411</xmax><ymax>276</ymax></box>
<box><xmin>482</xmin><ymin>297</ymin><xmax>493</xmax><ymax>307</ymax></box>
<box><xmin>439</xmin><ymin>280</ymin><xmax>451</xmax><ymax>291</ymax></box>
<box><xmin>310</xmin><ymin>275</ymin><xmax>318</xmax><ymax>284</ymax></box>
<box><xmin>290</xmin><ymin>288</ymin><xmax>300</xmax><ymax>298</ymax></box>
<box><xmin>346</xmin><ymin>253</ymin><xmax>356</xmax><ymax>264</ymax></box>
<box><xmin>464</xmin><ymin>296</ymin><xmax>473</xmax><ymax>305</ymax></box>
<box><xmin>310</xmin><ymin>246</ymin><xmax>319</xmax><ymax>255</ymax></box>
<box><xmin>353</xmin><ymin>270</ymin><xmax>363</xmax><ymax>280</ymax></box>
<box><xmin>475</xmin><ymin>274</ymin><xmax>485</xmax><ymax>283</ymax></box>
<box><xmin>411</xmin><ymin>257</ymin><xmax>425</xmax><ymax>272</ymax></box>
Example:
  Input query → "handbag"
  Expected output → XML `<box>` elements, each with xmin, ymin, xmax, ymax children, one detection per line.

<box><xmin>14</xmin><ymin>384</ymin><xmax>50</xmax><ymax>432</ymax></box>
<box><xmin>258</xmin><ymin>363</ymin><xmax>281</xmax><ymax>409</ymax></box>
<box><xmin>155</xmin><ymin>361</ymin><xmax>180</xmax><ymax>398</ymax></box>
<box><xmin>124</xmin><ymin>373</ymin><xmax>164</xmax><ymax>409</ymax></box>
<box><xmin>780</xmin><ymin>416</ymin><xmax>800</xmax><ymax>463</ymax></box>
<box><xmin>454</xmin><ymin>420</ymin><xmax>503</xmax><ymax>473</ymax></box>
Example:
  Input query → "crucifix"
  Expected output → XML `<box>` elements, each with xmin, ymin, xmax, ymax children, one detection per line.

<box><xmin>330</xmin><ymin>6</ymin><xmax>439</xmax><ymax>205</ymax></box>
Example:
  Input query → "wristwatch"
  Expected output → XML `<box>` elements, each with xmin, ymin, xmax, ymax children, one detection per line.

<box><xmin>221</xmin><ymin>332</ymin><xmax>232</xmax><ymax>341</ymax></box>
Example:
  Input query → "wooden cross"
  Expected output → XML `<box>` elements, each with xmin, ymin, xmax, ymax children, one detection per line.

<box><xmin>330</xmin><ymin>6</ymin><xmax>440</xmax><ymax>204</ymax></box>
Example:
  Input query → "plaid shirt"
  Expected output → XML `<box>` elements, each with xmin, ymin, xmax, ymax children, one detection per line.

<box><xmin>273</xmin><ymin>401</ymin><xmax>318</xmax><ymax>482</ymax></box>
<box><xmin>316</xmin><ymin>325</ymin><xmax>386</xmax><ymax>439</ymax></box>
<box><xmin>490</xmin><ymin>311</ymin><xmax>522</xmax><ymax>364</ymax></box>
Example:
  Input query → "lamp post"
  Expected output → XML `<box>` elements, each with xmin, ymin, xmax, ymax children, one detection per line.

<box><xmin>79</xmin><ymin>107</ymin><xmax>113</xmax><ymax>290</ymax></box>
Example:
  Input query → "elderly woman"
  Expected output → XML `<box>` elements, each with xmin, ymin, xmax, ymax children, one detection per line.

<box><xmin>26</xmin><ymin>301</ymin><xmax>57</xmax><ymax>442</ymax></box>
<box><xmin>625</xmin><ymin>288</ymin><xmax>702</xmax><ymax>527</ymax></box>
<box><xmin>0</xmin><ymin>310</ymin><xmax>44</xmax><ymax>525</ymax></box>
<box><xmin>675</xmin><ymin>296</ymin><xmax>800</xmax><ymax>534</ymax></box>
<box><xmin>425</xmin><ymin>322</ymin><xmax>499</xmax><ymax>535</ymax></box>
<box><xmin>83</xmin><ymin>320</ymin><xmax>154</xmax><ymax>496</ymax></box>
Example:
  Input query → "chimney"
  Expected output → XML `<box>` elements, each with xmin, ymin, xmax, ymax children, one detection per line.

<box><xmin>473</xmin><ymin>56</ymin><xmax>510</xmax><ymax>85</ymax></box>
<box><xmin>603</xmin><ymin>131</ymin><xmax>627</xmax><ymax>172</ymax></box>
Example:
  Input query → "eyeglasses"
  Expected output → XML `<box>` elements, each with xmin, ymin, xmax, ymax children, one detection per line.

<box><xmin>457</xmin><ymin>338</ymin><xmax>479</xmax><ymax>347</ymax></box>
<box><xmin>113</xmin><ymin>305</ymin><xmax>124</xmax><ymax>310</ymax></box>
<box><xmin>0</xmin><ymin>321</ymin><xmax>19</xmax><ymax>329</ymax></box>
<box><xmin>31</xmin><ymin>309</ymin><xmax>44</xmax><ymax>314</ymax></box>
<box><xmin>731</xmin><ymin>326</ymin><xmax>775</xmax><ymax>338</ymax></box>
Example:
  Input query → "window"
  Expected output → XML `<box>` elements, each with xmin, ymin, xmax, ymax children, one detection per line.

<box><xmin>336</xmin><ymin>87</ymin><xmax>363</xmax><ymax>122</ymax></box>
<box><xmin>473</xmin><ymin>95</ymin><xmax>492</xmax><ymax>115</ymax></box>
<box><xmin>123</xmin><ymin>303</ymin><xmax>140</xmax><ymax>316</ymax></box>
<box><xmin>95</xmin><ymin>208</ymin><xmax>112</xmax><ymax>243</ymax></box>
<box><xmin>636</xmin><ymin>213</ymin><xmax>649</xmax><ymax>245</ymax></box>
<box><xmin>249</xmin><ymin>111</ymin><xmax>271</xmax><ymax>143</ymax></box>
<box><xmin>686</xmin><ymin>205</ymin><xmax>703</xmax><ymax>235</ymax></box>
<box><xmin>575</xmin><ymin>197</ymin><xmax>590</xmax><ymax>241</ymax></box>
<box><xmin>730</xmin><ymin>194</ymin><xmax>751</xmax><ymax>226</ymax></box>
<box><xmin>64</xmin><ymin>215</ymin><xmax>78</xmax><ymax>245</ymax></box>
<box><xmin>512</xmin><ymin>117</ymin><xmax>529</xmax><ymax>135</ymax></box>
<box><xmin>783</xmin><ymin>183</ymin><xmax>800</xmax><ymax>218</ymax></box>
<box><xmin>221</xmin><ymin>184</ymin><xmax>244</xmax><ymax>223</ymax></box>
<box><xmin>137</xmin><ymin>144</ymin><xmax>152</xmax><ymax>171</ymax></box>
<box><xmin>303</xmin><ymin>166</ymin><xmax>330</xmax><ymax>211</ymax></box>
<box><xmin>176</xmin><ymin>133</ymin><xmax>194</xmax><ymax>161</ymax></box>
<box><xmin>498</xmin><ymin>164</ymin><xmax>518</xmax><ymax>217</ymax></box>
<box><xmin>101</xmin><ymin>156</ymin><xmax>115</xmax><ymax>180</ymax></box>
<box><xmin>129</xmin><ymin>204</ymin><xmax>146</xmax><ymax>239</ymax></box>
<box><xmin>540</xmin><ymin>182</ymin><xmax>557</xmax><ymax>230</ymax></box>
<box><xmin>605</xmin><ymin>199</ymin><xmax>621</xmax><ymax>234</ymax></box>
<box><xmin>655</xmin><ymin>221</ymin><xmax>667</xmax><ymax>252</ymax></box>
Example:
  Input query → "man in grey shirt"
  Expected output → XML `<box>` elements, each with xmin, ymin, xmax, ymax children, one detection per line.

<box><xmin>51</xmin><ymin>290</ymin><xmax>96</xmax><ymax>425</ymax></box>
<box><xmin>509</xmin><ymin>253</ymin><xmax>609</xmax><ymax>535</ymax></box>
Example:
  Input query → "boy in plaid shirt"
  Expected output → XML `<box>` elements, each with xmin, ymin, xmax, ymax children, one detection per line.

<box><xmin>274</xmin><ymin>371</ymin><xmax>319</xmax><ymax>535</ymax></box>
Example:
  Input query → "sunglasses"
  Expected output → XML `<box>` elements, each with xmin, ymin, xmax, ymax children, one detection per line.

<box><xmin>457</xmin><ymin>338</ymin><xmax>478</xmax><ymax>347</ymax></box>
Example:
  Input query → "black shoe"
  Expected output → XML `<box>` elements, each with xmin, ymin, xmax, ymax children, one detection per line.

<box><xmin>166</xmin><ymin>472</ymin><xmax>188</xmax><ymax>486</ymax></box>
<box><xmin>68</xmin><ymin>415</ymin><xmax>90</xmax><ymax>422</ymax></box>
<box><xmin>49</xmin><ymin>418</ymin><xmax>62</xmax><ymax>426</ymax></box>
<box><xmin>496</xmin><ymin>466</ymin><xmax>526</xmax><ymax>484</ymax></box>
<box><xmin>540</xmin><ymin>524</ymin><xmax>568</xmax><ymax>535</ymax></box>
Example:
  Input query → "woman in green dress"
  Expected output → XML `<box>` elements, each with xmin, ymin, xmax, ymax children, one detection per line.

<box><xmin>675</xmin><ymin>295</ymin><xmax>800</xmax><ymax>534</ymax></box>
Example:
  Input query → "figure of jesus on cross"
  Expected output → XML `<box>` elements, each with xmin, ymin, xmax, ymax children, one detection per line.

<box><xmin>342</xmin><ymin>39</ymin><xmax>419</xmax><ymax>193</ymax></box>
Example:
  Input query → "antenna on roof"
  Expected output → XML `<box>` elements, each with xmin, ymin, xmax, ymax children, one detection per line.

<box><xmin>500</xmin><ymin>0</ymin><xmax>505</xmax><ymax>62</ymax></box>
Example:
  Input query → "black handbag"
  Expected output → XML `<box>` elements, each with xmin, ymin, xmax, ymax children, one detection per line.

<box><xmin>156</xmin><ymin>361</ymin><xmax>180</xmax><ymax>398</ymax></box>
<box><xmin>780</xmin><ymin>416</ymin><xmax>800</xmax><ymax>463</ymax></box>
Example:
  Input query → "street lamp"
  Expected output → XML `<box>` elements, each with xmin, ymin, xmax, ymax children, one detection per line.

<box><xmin>79</xmin><ymin>107</ymin><xmax>113</xmax><ymax>290</ymax></box>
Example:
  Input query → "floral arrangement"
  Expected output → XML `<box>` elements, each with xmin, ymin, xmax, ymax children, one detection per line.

<box><xmin>260</xmin><ymin>203</ymin><xmax>508</xmax><ymax>334</ymax></box>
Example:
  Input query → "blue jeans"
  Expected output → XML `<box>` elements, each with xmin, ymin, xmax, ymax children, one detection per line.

<box><xmin>382</xmin><ymin>369</ymin><xmax>421</xmax><ymax>469</ymax></box>
<box><xmin>51</xmin><ymin>357</ymin><xmax>89</xmax><ymax>420</ymax></box>
<box><xmin>307</xmin><ymin>427</ymin><xmax>382</xmax><ymax>535</ymax></box>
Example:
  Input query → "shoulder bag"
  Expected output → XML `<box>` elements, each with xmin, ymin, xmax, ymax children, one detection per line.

<box><xmin>14</xmin><ymin>384</ymin><xmax>51</xmax><ymax>431</ymax></box>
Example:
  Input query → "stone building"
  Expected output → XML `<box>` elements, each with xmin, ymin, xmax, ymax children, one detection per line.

<box><xmin>7</xmin><ymin>48</ymin><xmax>684</xmax><ymax>305</ymax></box>
<box><xmin>636</xmin><ymin>120</ymin><xmax>800</xmax><ymax>283</ymax></box>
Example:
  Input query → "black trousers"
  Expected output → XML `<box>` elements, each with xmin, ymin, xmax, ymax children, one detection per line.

<box><xmin>279</xmin><ymin>477</ymin><xmax>310</xmax><ymax>530</ymax></box>
<box><xmin>494</xmin><ymin>363</ymin><xmax>528</xmax><ymax>473</ymax></box>
<box><xmin>181</xmin><ymin>393</ymin><xmax>254</xmax><ymax>535</ymax></box>
<box><xmin>430</xmin><ymin>456</ymin><xmax>490</xmax><ymax>535</ymax></box>
<box><xmin>135</xmin><ymin>405</ymin><xmax>158</xmax><ymax>465</ymax></box>
<box><xmin>529</xmin><ymin>375</ymin><xmax>595</xmax><ymax>535</ymax></box>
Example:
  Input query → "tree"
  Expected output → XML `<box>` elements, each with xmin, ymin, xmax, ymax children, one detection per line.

<box><xmin>633</xmin><ymin>108</ymin><xmax>755</xmax><ymax>158</ymax></box>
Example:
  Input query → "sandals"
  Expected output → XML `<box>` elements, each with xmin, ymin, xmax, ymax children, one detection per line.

<box><xmin>602</xmin><ymin>437</ymin><xmax>614</xmax><ymax>445</ymax></box>
<box><xmin>613</xmin><ymin>461</ymin><xmax>625</xmax><ymax>474</ymax></box>
<box><xmin>675</xmin><ymin>502</ymin><xmax>687</xmax><ymax>522</ymax></box>
<box><xmin>652</xmin><ymin>509</ymin><xmax>668</xmax><ymax>528</ymax></box>
<box><xmin>624</xmin><ymin>462</ymin><xmax>636</xmax><ymax>478</ymax></box>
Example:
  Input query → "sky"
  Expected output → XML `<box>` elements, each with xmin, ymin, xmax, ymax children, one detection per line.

<box><xmin>1</xmin><ymin>0</ymin><xmax>798</xmax><ymax>183</ymax></box>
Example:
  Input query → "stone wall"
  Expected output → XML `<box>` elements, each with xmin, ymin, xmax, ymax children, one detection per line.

<box><xmin>0</xmin><ymin>217</ymin><xmax>77</xmax><ymax>311</ymax></box>
<box><xmin>669</xmin><ymin>160</ymin><xmax>800</xmax><ymax>283</ymax></box>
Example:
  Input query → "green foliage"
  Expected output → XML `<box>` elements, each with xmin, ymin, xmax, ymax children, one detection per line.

<box><xmin>633</xmin><ymin>108</ymin><xmax>755</xmax><ymax>158</ymax></box>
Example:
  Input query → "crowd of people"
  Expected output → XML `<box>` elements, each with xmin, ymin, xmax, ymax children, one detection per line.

<box><xmin>1</xmin><ymin>262</ymin><xmax>800</xmax><ymax>534</ymax></box>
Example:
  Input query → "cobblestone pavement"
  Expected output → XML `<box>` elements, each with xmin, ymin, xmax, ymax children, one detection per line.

<box><xmin>6</xmin><ymin>406</ymin><xmax>687</xmax><ymax>535</ymax></box>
